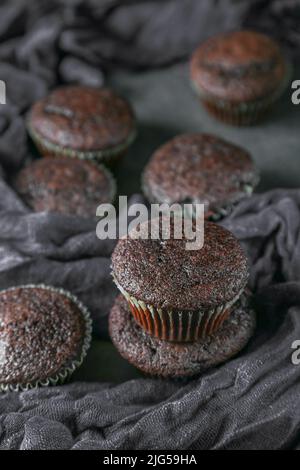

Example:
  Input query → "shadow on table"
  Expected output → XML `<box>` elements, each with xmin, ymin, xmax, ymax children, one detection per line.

<box><xmin>113</xmin><ymin>123</ymin><xmax>181</xmax><ymax>196</ymax></box>
<box><xmin>73</xmin><ymin>340</ymin><xmax>141</xmax><ymax>384</ymax></box>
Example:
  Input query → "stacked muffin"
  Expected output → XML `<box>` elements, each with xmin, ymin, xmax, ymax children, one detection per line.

<box><xmin>109</xmin><ymin>219</ymin><xmax>256</xmax><ymax>379</ymax></box>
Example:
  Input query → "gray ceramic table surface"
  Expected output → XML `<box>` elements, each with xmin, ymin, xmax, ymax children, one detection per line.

<box><xmin>75</xmin><ymin>62</ymin><xmax>300</xmax><ymax>384</ymax></box>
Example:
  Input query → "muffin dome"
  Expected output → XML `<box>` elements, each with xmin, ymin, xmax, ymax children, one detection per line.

<box><xmin>142</xmin><ymin>133</ymin><xmax>259</xmax><ymax>218</ymax></box>
<box><xmin>14</xmin><ymin>157</ymin><xmax>116</xmax><ymax>217</ymax></box>
<box><xmin>0</xmin><ymin>285</ymin><xmax>91</xmax><ymax>391</ymax></box>
<box><xmin>190</xmin><ymin>30</ymin><xmax>287</xmax><ymax>103</ymax></box>
<box><xmin>112</xmin><ymin>220</ymin><xmax>249</xmax><ymax>310</ymax></box>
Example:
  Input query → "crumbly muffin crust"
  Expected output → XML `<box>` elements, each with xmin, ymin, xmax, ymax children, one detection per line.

<box><xmin>112</xmin><ymin>220</ymin><xmax>249</xmax><ymax>310</ymax></box>
<box><xmin>0</xmin><ymin>286</ymin><xmax>90</xmax><ymax>389</ymax></box>
<box><xmin>190</xmin><ymin>30</ymin><xmax>287</xmax><ymax>103</ymax></box>
<box><xmin>28</xmin><ymin>86</ymin><xmax>136</xmax><ymax>152</ymax></box>
<box><xmin>142</xmin><ymin>133</ymin><xmax>258</xmax><ymax>215</ymax></box>
<box><xmin>14</xmin><ymin>157</ymin><xmax>115</xmax><ymax>217</ymax></box>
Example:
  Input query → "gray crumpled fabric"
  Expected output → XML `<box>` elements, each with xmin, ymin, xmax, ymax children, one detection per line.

<box><xmin>0</xmin><ymin>0</ymin><xmax>300</xmax><ymax>451</ymax></box>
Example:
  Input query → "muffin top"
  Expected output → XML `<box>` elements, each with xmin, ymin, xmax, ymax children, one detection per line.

<box><xmin>0</xmin><ymin>286</ymin><xmax>89</xmax><ymax>388</ymax></box>
<box><xmin>112</xmin><ymin>220</ymin><xmax>249</xmax><ymax>310</ymax></box>
<box><xmin>14</xmin><ymin>157</ymin><xmax>116</xmax><ymax>217</ymax></box>
<box><xmin>28</xmin><ymin>86</ymin><xmax>136</xmax><ymax>151</ymax></box>
<box><xmin>142</xmin><ymin>133</ymin><xmax>258</xmax><ymax>214</ymax></box>
<box><xmin>190</xmin><ymin>30</ymin><xmax>287</xmax><ymax>102</ymax></box>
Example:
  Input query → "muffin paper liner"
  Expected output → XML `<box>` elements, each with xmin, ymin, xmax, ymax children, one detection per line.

<box><xmin>191</xmin><ymin>60</ymin><xmax>293</xmax><ymax>126</ymax></box>
<box><xmin>27</xmin><ymin>120</ymin><xmax>137</xmax><ymax>163</ymax></box>
<box><xmin>0</xmin><ymin>284</ymin><xmax>92</xmax><ymax>393</ymax></box>
<box><xmin>113</xmin><ymin>276</ymin><xmax>244</xmax><ymax>342</ymax></box>
<box><xmin>200</xmin><ymin>99</ymin><xmax>269</xmax><ymax>126</ymax></box>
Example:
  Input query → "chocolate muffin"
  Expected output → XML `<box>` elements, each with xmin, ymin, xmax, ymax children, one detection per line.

<box><xmin>111</xmin><ymin>219</ymin><xmax>249</xmax><ymax>342</ymax></box>
<box><xmin>0</xmin><ymin>285</ymin><xmax>92</xmax><ymax>392</ymax></box>
<box><xmin>142</xmin><ymin>133</ymin><xmax>259</xmax><ymax>220</ymax></box>
<box><xmin>190</xmin><ymin>30</ymin><xmax>291</xmax><ymax>125</ymax></box>
<box><xmin>27</xmin><ymin>86</ymin><xmax>136</xmax><ymax>162</ymax></box>
<box><xmin>14</xmin><ymin>157</ymin><xmax>116</xmax><ymax>217</ymax></box>
<box><xmin>109</xmin><ymin>294</ymin><xmax>255</xmax><ymax>378</ymax></box>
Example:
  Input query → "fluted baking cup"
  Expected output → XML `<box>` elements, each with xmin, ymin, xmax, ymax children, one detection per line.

<box><xmin>109</xmin><ymin>293</ymin><xmax>256</xmax><ymax>378</ymax></box>
<box><xmin>192</xmin><ymin>61</ymin><xmax>293</xmax><ymax>126</ymax></box>
<box><xmin>27</xmin><ymin>121</ymin><xmax>137</xmax><ymax>163</ymax></box>
<box><xmin>113</xmin><ymin>276</ymin><xmax>244</xmax><ymax>342</ymax></box>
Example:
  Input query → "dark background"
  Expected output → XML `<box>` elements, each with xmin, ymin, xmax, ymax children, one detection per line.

<box><xmin>0</xmin><ymin>0</ymin><xmax>300</xmax><ymax>450</ymax></box>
